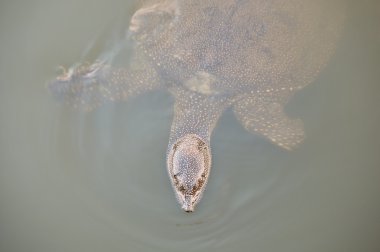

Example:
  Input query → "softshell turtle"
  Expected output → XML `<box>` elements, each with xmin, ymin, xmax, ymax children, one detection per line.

<box><xmin>49</xmin><ymin>0</ymin><xmax>344</xmax><ymax>212</ymax></box>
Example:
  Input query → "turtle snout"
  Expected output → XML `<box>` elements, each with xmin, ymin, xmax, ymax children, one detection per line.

<box><xmin>182</xmin><ymin>195</ymin><xmax>194</xmax><ymax>213</ymax></box>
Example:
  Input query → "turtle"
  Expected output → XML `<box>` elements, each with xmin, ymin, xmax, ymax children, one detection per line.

<box><xmin>49</xmin><ymin>0</ymin><xmax>344</xmax><ymax>212</ymax></box>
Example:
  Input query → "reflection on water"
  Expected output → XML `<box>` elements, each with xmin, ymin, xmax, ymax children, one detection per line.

<box><xmin>1</xmin><ymin>0</ymin><xmax>380</xmax><ymax>252</ymax></box>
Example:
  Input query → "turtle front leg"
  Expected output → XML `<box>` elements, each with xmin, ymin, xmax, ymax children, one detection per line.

<box><xmin>167</xmin><ymin>88</ymin><xmax>230</xmax><ymax>212</ymax></box>
<box><xmin>233</xmin><ymin>95</ymin><xmax>305</xmax><ymax>150</ymax></box>
<box><xmin>48</xmin><ymin>60</ymin><xmax>160</xmax><ymax>111</ymax></box>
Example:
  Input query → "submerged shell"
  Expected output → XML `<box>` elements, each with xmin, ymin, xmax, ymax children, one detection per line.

<box><xmin>132</xmin><ymin>0</ymin><xmax>344</xmax><ymax>96</ymax></box>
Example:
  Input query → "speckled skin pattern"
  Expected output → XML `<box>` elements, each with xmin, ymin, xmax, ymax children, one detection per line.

<box><xmin>49</xmin><ymin>0</ymin><xmax>344</xmax><ymax>212</ymax></box>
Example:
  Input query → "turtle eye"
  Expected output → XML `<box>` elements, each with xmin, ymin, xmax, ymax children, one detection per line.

<box><xmin>178</xmin><ymin>185</ymin><xmax>186</xmax><ymax>194</ymax></box>
<box><xmin>173</xmin><ymin>174</ymin><xmax>179</xmax><ymax>184</ymax></box>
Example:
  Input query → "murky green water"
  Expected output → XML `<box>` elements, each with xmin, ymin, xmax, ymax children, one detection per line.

<box><xmin>1</xmin><ymin>1</ymin><xmax>379</xmax><ymax>251</ymax></box>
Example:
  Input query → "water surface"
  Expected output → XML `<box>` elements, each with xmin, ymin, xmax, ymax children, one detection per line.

<box><xmin>1</xmin><ymin>0</ymin><xmax>379</xmax><ymax>251</ymax></box>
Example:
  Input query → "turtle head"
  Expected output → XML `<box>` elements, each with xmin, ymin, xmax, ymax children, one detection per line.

<box><xmin>167</xmin><ymin>134</ymin><xmax>211</xmax><ymax>212</ymax></box>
